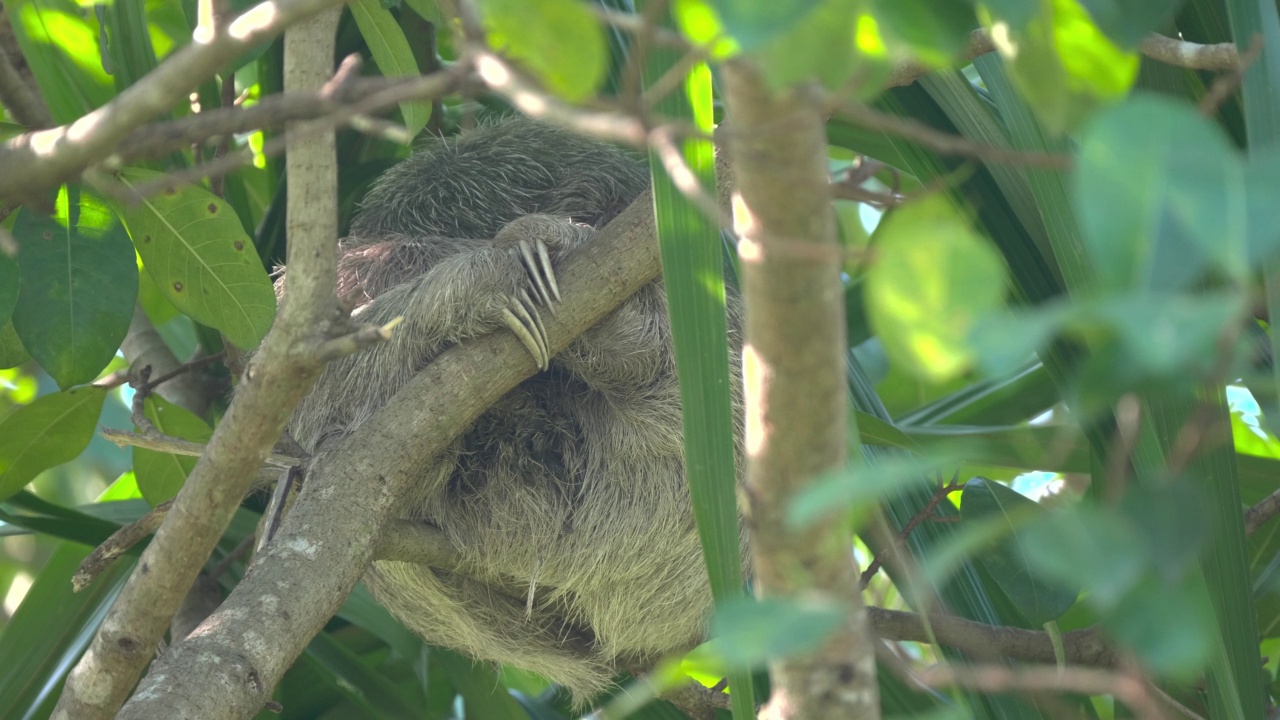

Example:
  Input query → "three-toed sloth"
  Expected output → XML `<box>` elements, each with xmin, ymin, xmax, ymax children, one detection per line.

<box><xmin>284</xmin><ymin>117</ymin><xmax>745</xmax><ymax>701</ymax></box>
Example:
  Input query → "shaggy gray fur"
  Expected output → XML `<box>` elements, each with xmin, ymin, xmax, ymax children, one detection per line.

<box><xmin>284</xmin><ymin>117</ymin><xmax>745</xmax><ymax>701</ymax></box>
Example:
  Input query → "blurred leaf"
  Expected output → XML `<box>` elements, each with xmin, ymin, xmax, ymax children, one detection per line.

<box><xmin>350</xmin><ymin>0</ymin><xmax>432</xmax><ymax>137</ymax></box>
<box><xmin>707</xmin><ymin>0</ymin><xmax>823</xmax><ymax>49</ymax></box>
<box><xmin>433</xmin><ymin>647</ymin><xmax>527</xmax><ymax>720</ymax></box>
<box><xmin>985</xmin><ymin>0</ymin><xmax>1139</xmax><ymax>134</ymax></box>
<box><xmin>479</xmin><ymin>0</ymin><xmax>607</xmax><ymax>101</ymax></box>
<box><xmin>708</xmin><ymin>596</ymin><xmax>847</xmax><ymax>671</ymax></box>
<box><xmin>0</xmin><ymin>387</ymin><xmax>106</xmax><ymax>502</ymax></box>
<box><xmin>978</xmin><ymin>0</ymin><xmax>1040</xmax><ymax>28</ymax></box>
<box><xmin>113</xmin><ymin>168</ymin><xmax>276</xmax><ymax>349</ymax></box>
<box><xmin>872</xmin><ymin>0</ymin><xmax>978</xmax><ymax>67</ymax></box>
<box><xmin>866</xmin><ymin>194</ymin><xmax>1008</xmax><ymax>383</ymax></box>
<box><xmin>1074</xmin><ymin>94</ymin><xmax>1256</xmax><ymax>290</ymax></box>
<box><xmin>11</xmin><ymin>195</ymin><xmax>138</xmax><ymax>388</ymax></box>
<box><xmin>960</xmin><ymin>478</ymin><xmax>1078</xmax><ymax>625</ymax></box>
<box><xmin>302</xmin><ymin>631</ymin><xmax>425</xmax><ymax>718</ymax></box>
<box><xmin>1017</xmin><ymin>504</ymin><xmax>1147</xmax><ymax>609</ymax></box>
<box><xmin>1106</xmin><ymin>573</ymin><xmax>1217</xmax><ymax>678</ymax></box>
<box><xmin>133</xmin><ymin>395</ymin><xmax>212</xmax><ymax>505</ymax></box>
<box><xmin>0</xmin><ymin>321</ymin><xmax>30</xmax><ymax>370</ymax></box>
<box><xmin>1119</xmin><ymin>481</ymin><xmax>1210</xmax><ymax>582</ymax></box>
<box><xmin>7</xmin><ymin>0</ymin><xmax>114</xmax><ymax>123</ymax></box>
<box><xmin>1078</xmin><ymin>0</ymin><xmax>1187</xmax><ymax>46</ymax></box>
<box><xmin>100</xmin><ymin>0</ymin><xmax>159</xmax><ymax>91</ymax></box>
<box><xmin>788</xmin><ymin>451</ymin><xmax>948</xmax><ymax>528</ymax></box>
<box><xmin>754</xmin><ymin>0</ymin><xmax>889</xmax><ymax>92</ymax></box>
<box><xmin>0</xmin><ymin>541</ymin><xmax>133</xmax><ymax>720</ymax></box>
<box><xmin>0</xmin><ymin>253</ymin><xmax>16</xmax><ymax>325</ymax></box>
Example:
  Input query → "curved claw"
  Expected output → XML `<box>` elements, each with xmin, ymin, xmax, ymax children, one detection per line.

<box><xmin>501</xmin><ymin>291</ymin><xmax>549</xmax><ymax>370</ymax></box>
<box><xmin>517</xmin><ymin>239</ymin><xmax>561</xmax><ymax>314</ymax></box>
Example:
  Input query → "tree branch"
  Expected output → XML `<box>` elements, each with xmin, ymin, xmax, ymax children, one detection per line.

<box><xmin>50</xmin><ymin>6</ymin><xmax>348</xmax><ymax>718</ymax></box>
<box><xmin>724</xmin><ymin>63</ymin><xmax>879</xmax><ymax>720</ymax></box>
<box><xmin>0</xmin><ymin>0</ymin><xmax>348</xmax><ymax>202</ymax></box>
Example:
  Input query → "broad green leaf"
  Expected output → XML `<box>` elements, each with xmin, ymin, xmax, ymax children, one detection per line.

<box><xmin>100</xmin><ymin>0</ymin><xmax>159</xmax><ymax>91</ymax></box>
<box><xmin>1106</xmin><ymin>573</ymin><xmax>1217</xmax><ymax>679</ymax></box>
<box><xmin>872</xmin><ymin>0</ymin><xmax>979</xmax><ymax>67</ymax></box>
<box><xmin>960</xmin><ymin>478</ymin><xmax>1078</xmax><ymax>625</ymax></box>
<box><xmin>977</xmin><ymin>0</ymin><xmax>1040</xmax><ymax>28</ymax></box>
<box><xmin>0</xmin><ymin>387</ymin><xmax>106</xmax><ymax>503</ymax></box>
<box><xmin>1017</xmin><ymin>504</ymin><xmax>1147</xmax><ymax>609</ymax></box>
<box><xmin>114</xmin><ymin>168</ymin><xmax>276</xmax><ymax>349</ymax></box>
<box><xmin>479</xmin><ymin>0</ymin><xmax>607</xmax><ymax>101</ymax></box>
<box><xmin>0</xmin><ymin>321</ymin><xmax>29</xmax><ymax>369</ymax></box>
<box><xmin>1075</xmin><ymin>95</ymin><xmax>1248</xmax><ymax>291</ymax></box>
<box><xmin>865</xmin><ymin>194</ymin><xmax>1008</xmax><ymax>383</ymax></box>
<box><xmin>984</xmin><ymin>0</ymin><xmax>1139</xmax><ymax>135</ymax></box>
<box><xmin>133</xmin><ymin>394</ymin><xmax>212</xmax><ymax>505</ymax></box>
<box><xmin>1078</xmin><ymin>0</ymin><xmax>1187</xmax><ymax>46</ymax></box>
<box><xmin>708</xmin><ymin>0</ymin><xmax>823</xmax><ymax>49</ymax></box>
<box><xmin>350</xmin><ymin>0</ymin><xmax>432</xmax><ymax>137</ymax></box>
<box><xmin>0</xmin><ymin>541</ymin><xmax>133</xmax><ymax>720</ymax></box>
<box><xmin>754</xmin><ymin>0</ymin><xmax>890</xmax><ymax>92</ymax></box>
<box><xmin>1119</xmin><ymin>481</ymin><xmax>1210</xmax><ymax>581</ymax></box>
<box><xmin>11</xmin><ymin>197</ymin><xmax>137</xmax><ymax>388</ymax></box>
<box><xmin>0</xmin><ymin>253</ymin><xmax>16</xmax><ymax>325</ymax></box>
<box><xmin>302</xmin><ymin>632</ymin><xmax>425</xmax><ymax>718</ymax></box>
<box><xmin>788</xmin><ymin>452</ymin><xmax>947</xmax><ymax>528</ymax></box>
<box><xmin>7</xmin><ymin>0</ymin><xmax>114</xmax><ymax>123</ymax></box>
<box><xmin>708</xmin><ymin>596</ymin><xmax>847</xmax><ymax>671</ymax></box>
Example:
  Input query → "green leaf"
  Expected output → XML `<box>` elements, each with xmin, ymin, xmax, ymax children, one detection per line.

<box><xmin>707</xmin><ymin>0</ymin><xmax>823</xmax><ymax>49</ymax></box>
<box><xmin>433</xmin><ymin>647</ymin><xmax>527</xmax><ymax>720</ymax></box>
<box><xmin>479</xmin><ymin>0</ymin><xmax>607</xmax><ymax>101</ymax></box>
<box><xmin>114</xmin><ymin>168</ymin><xmax>276</xmax><ymax>349</ymax></box>
<box><xmin>6</xmin><ymin>0</ymin><xmax>114</xmax><ymax>123</ymax></box>
<box><xmin>1075</xmin><ymin>94</ymin><xmax>1249</xmax><ymax>291</ymax></box>
<box><xmin>865</xmin><ymin>194</ymin><xmax>1008</xmax><ymax>383</ymax></box>
<box><xmin>985</xmin><ymin>0</ymin><xmax>1139</xmax><ymax>135</ymax></box>
<box><xmin>0</xmin><ymin>321</ymin><xmax>30</xmax><ymax>369</ymax></box>
<box><xmin>0</xmin><ymin>542</ymin><xmax>134</xmax><ymax>720</ymax></box>
<box><xmin>1017</xmin><ymin>504</ymin><xmax>1147</xmax><ymax>609</ymax></box>
<box><xmin>0</xmin><ymin>386</ymin><xmax>106</xmax><ymax>505</ymax></box>
<box><xmin>350</xmin><ymin>0</ymin><xmax>432</xmax><ymax>137</ymax></box>
<box><xmin>0</xmin><ymin>252</ymin><xmax>16</xmax><ymax>325</ymax></box>
<box><xmin>872</xmin><ymin>0</ymin><xmax>978</xmax><ymax>67</ymax></box>
<box><xmin>788</xmin><ymin>452</ymin><xmax>945</xmax><ymax>529</ymax></box>
<box><xmin>1078</xmin><ymin>0</ymin><xmax>1187</xmax><ymax>46</ymax></box>
<box><xmin>133</xmin><ymin>395</ymin><xmax>212</xmax><ymax>505</ymax></box>
<box><xmin>302</xmin><ymin>632</ymin><xmax>425</xmax><ymax>718</ymax></box>
<box><xmin>754</xmin><ymin>0</ymin><xmax>888</xmax><ymax>92</ymax></box>
<box><xmin>960</xmin><ymin>478</ymin><xmax>1078</xmax><ymax>625</ymax></box>
<box><xmin>12</xmin><ymin>197</ymin><xmax>138</xmax><ymax>388</ymax></box>
<box><xmin>709</xmin><ymin>596</ymin><xmax>847</xmax><ymax>671</ymax></box>
<box><xmin>1105</xmin><ymin>573</ymin><xmax>1217</xmax><ymax>678</ymax></box>
<box><xmin>100</xmin><ymin>0</ymin><xmax>160</xmax><ymax>91</ymax></box>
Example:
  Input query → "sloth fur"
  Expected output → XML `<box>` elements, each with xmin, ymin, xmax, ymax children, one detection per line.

<box><xmin>284</xmin><ymin>118</ymin><xmax>745</xmax><ymax>700</ymax></box>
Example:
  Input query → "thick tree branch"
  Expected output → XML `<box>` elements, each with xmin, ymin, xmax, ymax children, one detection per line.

<box><xmin>724</xmin><ymin>63</ymin><xmax>879</xmax><ymax>720</ymax></box>
<box><xmin>0</xmin><ymin>0</ymin><xmax>348</xmax><ymax>202</ymax></box>
<box><xmin>50</xmin><ymin>7</ymin><xmax>347</xmax><ymax>719</ymax></box>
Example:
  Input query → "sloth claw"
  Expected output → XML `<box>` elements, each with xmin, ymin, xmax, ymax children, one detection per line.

<box><xmin>501</xmin><ymin>289</ymin><xmax>550</xmax><ymax>371</ymax></box>
<box><xmin>517</xmin><ymin>239</ymin><xmax>561</xmax><ymax>313</ymax></box>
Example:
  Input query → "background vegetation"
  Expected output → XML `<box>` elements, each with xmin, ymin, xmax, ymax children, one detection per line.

<box><xmin>2</xmin><ymin>0</ymin><xmax>1280</xmax><ymax>718</ymax></box>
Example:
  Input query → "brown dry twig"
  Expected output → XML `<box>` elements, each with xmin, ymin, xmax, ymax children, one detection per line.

<box><xmin>860</xmin><ymin>473</ymin><xmax>963</xmax><ymax>587</ymax></box>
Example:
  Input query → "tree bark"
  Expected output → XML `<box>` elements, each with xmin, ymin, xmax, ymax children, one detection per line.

<box><xmin>724</xmin><ymin>62</ymin><xmax>880</xmax><ymax>720</ymax></box>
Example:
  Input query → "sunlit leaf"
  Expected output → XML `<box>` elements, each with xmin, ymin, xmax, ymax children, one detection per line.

<box><xmin>0</xmin><ymin>387</ymin><xmax>106</xmax><ymax>502</ymax></box>
<box><xmin>11</xmin><ymin>195</ymin><xmax>137</xmax><ymax>388</ymax></box>
<box><xmin>7</xmin><ymin>0</ymin><xmax>114</xmax><ymax>123</ymax></box>
<box><xmin>479</xmin><ymin>0</ymin><xmax>607</xmax><ymax>101</ymax></box>
<box><xmin>985</xmin><ymin>0</ymin><xmax>1138</xmax><ymax>134</ymax></box>
<box><xmin>1077</xmin><ymin>0</ymin><xmax>1186</xmax><ymax>46</ymax></box>
<box><xmin>113</xmin><ymin>168</ymin><xmax>276</xmax><ymax>349</ymax></box>
<box><xmin>866</xmin><ymin>194</ymin><xmax>1008</xmax><ymax>383</ymax></box>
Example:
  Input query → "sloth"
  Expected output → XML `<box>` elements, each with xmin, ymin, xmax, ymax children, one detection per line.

<box><xmin>283</xmin><ymin>117</ymin><xmax>745</xmax><ymax>701</ymax></box>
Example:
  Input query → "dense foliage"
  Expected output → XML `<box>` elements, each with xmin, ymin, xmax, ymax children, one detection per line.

<box><xmin>2</xmin><ymin>0</ymin><xmax>1280</xmax><ymax>718</ymax></box>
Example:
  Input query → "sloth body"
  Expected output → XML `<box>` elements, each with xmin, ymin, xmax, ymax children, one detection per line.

<box><xmin>285</xmin><ymin>119</ymin><xmax>745</xmax><ymax>699</ymax></box>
